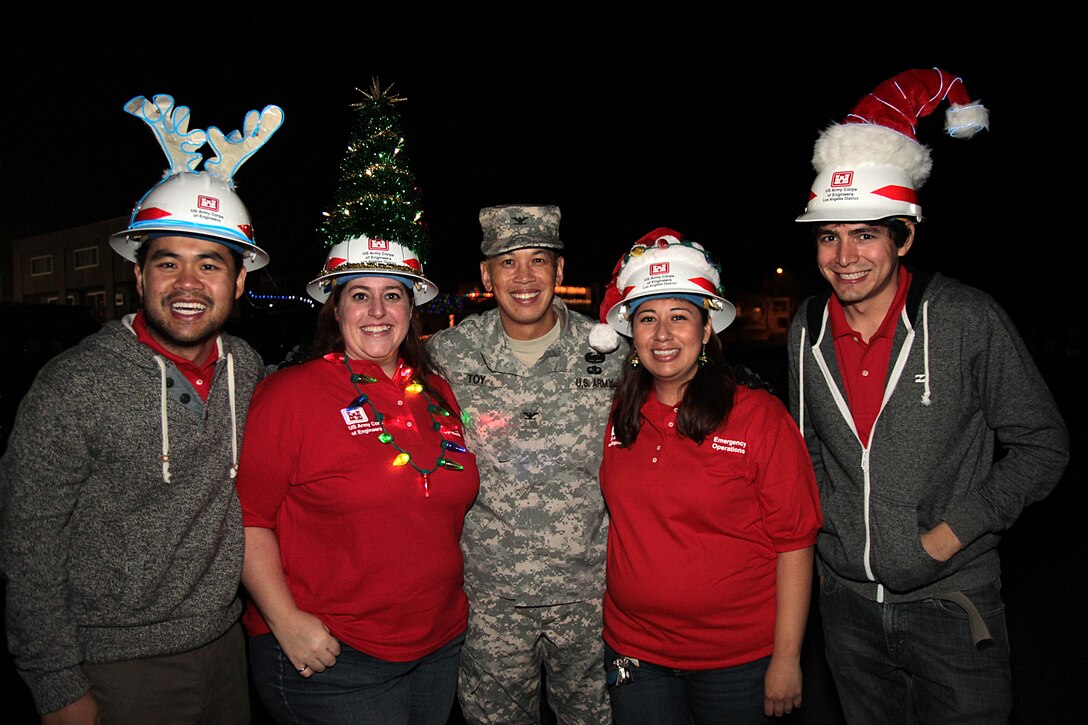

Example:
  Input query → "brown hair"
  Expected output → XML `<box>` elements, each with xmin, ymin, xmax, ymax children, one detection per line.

<box><xmin>609</xmin><ymin>311</ymin><xmax>736</xmax><ymax>446</ymax></box>
<box><xmin>311</xmin><ymin>281</ymin><xmax>454</xmax><ymax>414</ymax></box>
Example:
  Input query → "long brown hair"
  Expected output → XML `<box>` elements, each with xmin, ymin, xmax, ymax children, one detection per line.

<box><xmin>311</xmin><ymin>281</ymin><xmax>454</xmax><ymax>414</ymax></box>
<box><xmin>610</xmin><ymin>311</ymin><xmax>736</xmax><ymax>446</ymax></box>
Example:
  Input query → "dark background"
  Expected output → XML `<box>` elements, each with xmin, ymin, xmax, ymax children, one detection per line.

<box><xmin>2</xmin><ymin>8</ymin><xmax>1081</xmax><ymax>723</ymax></box>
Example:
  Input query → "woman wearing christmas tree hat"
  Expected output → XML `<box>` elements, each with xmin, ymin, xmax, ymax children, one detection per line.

<box><xmin>594</xmin><ymin>228</ymin><xmax>822</xmax><ymax>723</ymax></box>
<box><xmin>236</xmin><ymin>232</ymin><xmax>479</xmax><ymax>724</ymax></box>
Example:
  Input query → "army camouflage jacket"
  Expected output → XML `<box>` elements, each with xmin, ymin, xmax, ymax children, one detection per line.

<box><xmin>428</xmin><ymin>299</ymin><xmax>626</xmax><ymax>606</ymax></box>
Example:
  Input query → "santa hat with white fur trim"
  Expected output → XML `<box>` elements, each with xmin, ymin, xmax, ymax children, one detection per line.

<box><xmin>796</xmin><ymin>67</ymin><xmax>989</xmax><ymax>223</ymax></box>
<box><xmin>588</xmin><ymin>227</ymin><xmax>736</xmax><ymax>353</ymax></box>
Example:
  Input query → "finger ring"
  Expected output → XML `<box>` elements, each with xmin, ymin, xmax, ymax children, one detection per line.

<box><xmin>298</xmin><ymin>665</ymin><xmax>308</xmax><ymax>673</ymax></box>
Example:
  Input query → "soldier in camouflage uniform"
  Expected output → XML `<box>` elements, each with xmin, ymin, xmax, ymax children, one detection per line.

<box><xmin>427</xmin><ymin>205</ymin><xmax>623</xmax><ymax>724</ymax></box>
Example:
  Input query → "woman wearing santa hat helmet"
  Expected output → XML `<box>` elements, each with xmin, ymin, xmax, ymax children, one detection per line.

<box><xmin>594</xmin><ymin>228</ymin><xmax>822</xmax><ymax>723</ymax></box>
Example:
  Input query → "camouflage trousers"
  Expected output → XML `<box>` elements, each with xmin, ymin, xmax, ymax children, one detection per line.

<box><xmin>458</xmin><ymin>593</ymin><xmax>611</xmax><ymax>725</ymax></box>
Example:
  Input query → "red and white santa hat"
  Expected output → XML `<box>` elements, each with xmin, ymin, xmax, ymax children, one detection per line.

<box><xmin>588</xmin><ymin>227</ymin><xmax>736</xmax><ymax>353</ymax></box>
<box><xmin>796</xmin><ymin>68</ymin><xmax>989</xmax><ymax>223</ymax></box>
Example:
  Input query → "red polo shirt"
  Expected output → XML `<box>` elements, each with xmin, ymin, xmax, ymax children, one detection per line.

<box><xmin>828</xmin><ymin>266</ymin><xmax>912</xmax><ymax>446</ymax></box>
<box><xmin>132</xmin><ymin>310</ymin><xmax>219</xmax><ymax>401</ymax></box>
<box><xmin>600</xmin><ymin>387</ymin><xmax>821</xmax><ymax>669</ymax></box>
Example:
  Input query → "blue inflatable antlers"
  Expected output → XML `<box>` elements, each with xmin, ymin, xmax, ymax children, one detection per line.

<box><xmin>123</xmin><ymin>94</ymin><xmax>284</xmax><ymax>183</ymax></box>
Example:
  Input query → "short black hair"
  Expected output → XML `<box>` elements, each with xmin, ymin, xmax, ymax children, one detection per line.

<box><xmin>134</xmin><ymin>237</ymin><xmax>245</xmax><ymax>277</ymax></box>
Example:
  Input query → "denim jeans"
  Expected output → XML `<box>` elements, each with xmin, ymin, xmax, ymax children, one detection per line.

<box><xmin>249</xmin><ymin>630</ymin><xmax>464</xmax><ymax>725</ymax></box>
<box><xmin>820</xmin><ymin>575</ymin><xmax>1011</xmax><ymax>724</ymax></box>
<box><xmin>604</xmin><ymin>641</ymin><xmax>770</xmax><ymax>725</ymax></box>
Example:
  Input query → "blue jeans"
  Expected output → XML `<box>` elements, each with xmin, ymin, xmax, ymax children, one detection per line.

<box><xmin>820</xmin><ymin>575</ymin><xmax>1011</xmax><ymax>724</ymax></box>
<box><xmin>249</xmin><ymin>631</ymin><xmax>464</xmax><ymax>725</ymax></box>
<box><xmin>604</xmin><ymin>641</ymin><xmax>770</xmax><ymax>725</ymax></box>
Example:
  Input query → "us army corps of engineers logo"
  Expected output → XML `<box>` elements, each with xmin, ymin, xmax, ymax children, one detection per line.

<box><xmin>340</xmin><ymin>407</ymin><xmax>382</xmax><ymax>437</ymax></box>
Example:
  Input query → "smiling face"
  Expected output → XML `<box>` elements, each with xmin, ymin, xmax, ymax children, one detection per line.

<box><xmin>336</xmin><ymin>277</ymin><xmax>413</xmax><ymax>377</ymax></box>
<box><xmin>816</xmin><ymin>222</ymin><xmax>913</xmax><ymax>320</ymax></box>
<box><xmin>480</xmin><ymin>248</ymin><xmax>564</xmax><ymax>340</ymax></box>
<box><xmin>631</xmin><ymin>297</ymin><xmax>713</xmax><ymax>405</ymax></box>
<box><xmin>136</xmin><ymin>235</ymin><xmax>246</xmax><ymax>363</ymax></box>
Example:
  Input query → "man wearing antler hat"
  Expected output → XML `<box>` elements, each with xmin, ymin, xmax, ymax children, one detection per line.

<box><xmin>787</xmin><ymin>69</ymin><xmax>1068</xmax><ymax>723</ymax></box>
<box><xmin>428</xmin><ymin>205</ymin><xmax>623</xmax><ymax>724</ymax></box>
<box><xmin>0</xmin><ymin>95</ymin><xmax>282</xmax><ymax>723</ymax></box>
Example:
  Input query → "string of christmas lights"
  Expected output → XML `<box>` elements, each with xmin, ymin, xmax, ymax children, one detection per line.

<box><xmin>245</xmin><ymin>291</ymin><xmax>317</xmax><ymax>308</ymax></box>
<box><xmin>339</xmin><ymin>354</ymin><xmax>465</xmax><ymax>497</ymax></box>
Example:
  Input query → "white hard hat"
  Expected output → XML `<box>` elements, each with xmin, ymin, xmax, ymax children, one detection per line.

<box><xmin>602</xmin><ymin>227</ymin><xmax>736</xmax><ymax>335</ymax></box>
<box><xmin>795</xmin><ymin>68</ymin><xmax>988</xmax><ymax>225</ymax></box>
<box><xmin>307</xmin><ymin>234</ymin><xmax>438</xmax><ymax>304</ymax></box>
<box><xmin>796</xmin><ymin>163</ymin><xmax>923</xmax><ymax>223</ymax></box>
<box><xmin>110</xmin><ymin>94</ymin><xmax>283</xmax><ymax>270</ymax></box>
<box><xmin>110</xmin><ymin>172</ymin><xmax>269</xmax><ymax>270</ymax></box>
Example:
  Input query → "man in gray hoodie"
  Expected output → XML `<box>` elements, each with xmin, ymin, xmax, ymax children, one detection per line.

<box><xmin>0</xmin><ymin>94</ymin><xmax>281</xmax><ymax>724</ymax></box>
<box><xmin>787</xmin><ymin>69</ymin><xmax>1068</xmax><ymax>724</ymax></box>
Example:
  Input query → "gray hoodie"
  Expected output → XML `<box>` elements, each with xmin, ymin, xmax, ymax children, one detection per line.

<box><xmin>787</xmin><ymin>270</ymin><xmax>1068</xmax><ymax>603</ymax></box>
<box><xmin>0</xmin><ymin>317</ymin><xmax>264</xmax><ymax>714</ymax></box>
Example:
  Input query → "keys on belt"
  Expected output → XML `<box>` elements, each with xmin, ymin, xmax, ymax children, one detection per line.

<box><xmin>607</xmin><ymin>655</ymin><xmax>639</xmax><ymax>686</ymax></box>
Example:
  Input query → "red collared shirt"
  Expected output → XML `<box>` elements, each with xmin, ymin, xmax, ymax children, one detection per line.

<box><xmin>132</xmin><ymin>310</ymin><xmax>219</xmax><ymax>401</ymax></box>
<box><xmin>600</xmin><ymin>387</ymin><xmax>821</xmax><ymax>669</ymax></box>
<box><xmin>237</xmin><ymin>355</ymin><xmax>479</xmax><ymax>660</ymax></box>
<box><xmin>828</xmin><ymin>266</ymin><xmax>912</xmax><ymax>446</ymax></box>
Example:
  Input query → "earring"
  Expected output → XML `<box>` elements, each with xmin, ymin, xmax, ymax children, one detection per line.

<box><xmin>629</xmin><ymin>353</ymin><xmax>640</xmax><ymax>369</ymax></box>
<box><xmin>697</xmin><ymin>344</ymin><xmax>709</xmax><ymax>367</ymax></box>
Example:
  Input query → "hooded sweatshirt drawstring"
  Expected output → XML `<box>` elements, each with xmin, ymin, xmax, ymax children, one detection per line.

<box><xmin>920</xmin><ymin>300</ymin><xmax>932</xmax><ymax>405</ymax></box>
<box><xmin>798</xmin><ymin>293</ymin><xmax>932</xmax><ymax>431</ymax></box>
<box><xmin>126</xmin><ymin>318</ymin><xmax>240</xmax><ymax>484</ymax></box>
<box><xmin>798</xmin><ymin>326</ymin><xmax>807</xmax><ymax>435</ymax></box>
<box><xmin>226</xmin><ymin>345</ymin><xmax>238</xmax><ymax>478</ymax></box>
<box><xmin>153</xmin><ymin>356</ymin><xmax>173</xmax><ymax>483</ymax></box>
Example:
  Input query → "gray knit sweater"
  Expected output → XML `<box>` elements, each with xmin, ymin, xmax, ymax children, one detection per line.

<box><xmin>0</xmin><ymin>317</ymin><xmax>264</xmax><ymax>713</ymax></box>
<box><xmin>787</xmin><ymin>270</ymin><xmax>1068</xmax><ymax>603</ymax></box>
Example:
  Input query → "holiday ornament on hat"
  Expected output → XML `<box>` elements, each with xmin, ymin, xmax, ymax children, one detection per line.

<box><xmin>589</xmin><ymin>227</ymin><xmax>736</xmax><ymax>354</ymax></box>
<box><xmin>797</xmin><ymin>67</ymin><xmax>989</xmax><ymax>223</ymax></box>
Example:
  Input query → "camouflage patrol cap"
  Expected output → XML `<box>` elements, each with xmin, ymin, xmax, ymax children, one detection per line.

<box><xmin>479</xmin><ymin>204</ymin><xmax>563</xmax><ymax>257</ymax></box>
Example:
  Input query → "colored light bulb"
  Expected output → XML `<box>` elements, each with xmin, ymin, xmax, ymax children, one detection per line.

<box><xmin>348</xmin><ymin>394</ymin><xmax>368</xmax><ymax>409</ymax></box>
<box><xmin>378</xmin><ymin>433</ymin><xmax>393</xmax><ymax>444</ymax></box>
<box><xmin>395</xmin><ymin>367</ymin><xmax>415</xmax><ymax>386</ymax></box>
<box><xmin>442</xmin><ymin>440</ymin><xmax>466</xmax><ymax>454</ymax></box>
<box><xmin>393</xmin><ymin>452</ymin><xmax>411</xmax><ymax>466</ymax></box>
<box><xmin>438</xmin><ymin>458</ymin><xmax>464</xmax><ymax>471</ymax></box>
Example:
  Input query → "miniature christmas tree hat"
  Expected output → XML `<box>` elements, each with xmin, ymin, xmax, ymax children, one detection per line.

<box><xmin>308</xmin><ymin>78</ymin><xmax>437</xmax><ymax>304</ymax></box>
